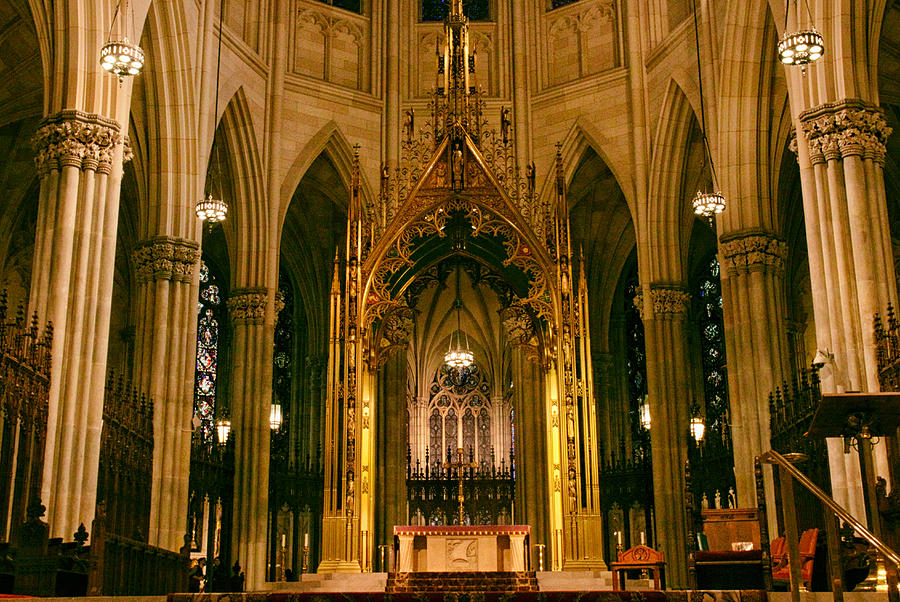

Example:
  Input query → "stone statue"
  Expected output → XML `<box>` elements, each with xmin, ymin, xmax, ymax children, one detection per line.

<box><xmin>500</xmin><ymin>106</ymin><xmax>511</xmax><ymax>143</ymax></box>
<box><xmin>701</xmin><ymin>493</ymin><xmax>709</xmax><ymax>509</ymax></box>
<box><xmin>714</xmin><ymin>490</ymin><xmax>722</xmax><ymax>509</ymax></box>
<box><xmin>404</xmin><ymin>108</ymin><xmax>414</xmax><ymax>140</ymax></box>
<box><xmin>452</xmin><ymin>141</ymin><xmax>464</xmax><ymax>189</ymax></box>
<box><xmin>526</xmin><ymin>161</ymin><xmax>535</xmax><ymax>194</ymax></box>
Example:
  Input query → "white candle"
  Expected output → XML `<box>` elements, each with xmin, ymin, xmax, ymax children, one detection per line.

<box><xmin>305</xmin><ymin>533</ymin><xmax>310</xmax><ymax>547</ymax></box>
<box><xmin>640</xmin><ymin>531</ymin><xmax>646</xmax><ymax>545</ymax></box>
<box><xmin>282</xmin><ymin>534</ymin><xmax>286</xmax><ymax>548</ymax></box>
<box><xmin>617</xmin><ymin>531</ymin><xmax>622</xmax><ymax>544</ymax></box>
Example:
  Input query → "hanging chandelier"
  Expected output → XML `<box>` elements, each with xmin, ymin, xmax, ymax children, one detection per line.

<box><xmin>196</xmin><ymin>0</ymin><xmax>229</xmax><ymax>224</ymax></box>
<box><xmin>444</xmin><ymin>263</ymin><xmax>474</xmax><ymax>369</ymax></box>
<box><xmin>692</xmin><ymin>191</ymin><xmax>726</xmax><ymax>218</ymax></box>
<box><xmin>690</xmin><ymin>0</ymin><xmax>726</xmax><ymax>225</ymax></box>
<box><xmin>99</xmin><ymin>0</ymin><xmax>144</xmax><ymax>80</ymax></box>
<box><xmin>777</xmin><ymin>0</ymin><xmax>824</xmax><ymax>69</ymax></box>
<box><xmin>196</xmin><ymin>193</ymin><xmax>228</xmax><ymax>222</ymax></box>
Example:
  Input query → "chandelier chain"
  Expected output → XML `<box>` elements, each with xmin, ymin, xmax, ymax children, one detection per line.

<box><xmin>690</xmin><ymin>0</ymin><xmax>719</xmax><ymax>193</ymax></box>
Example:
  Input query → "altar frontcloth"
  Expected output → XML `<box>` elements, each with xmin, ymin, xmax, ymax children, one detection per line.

<box><xmin>393</xmin><ymin>525</ymin><xmax>530</xmax><ymax>572</ymax></box>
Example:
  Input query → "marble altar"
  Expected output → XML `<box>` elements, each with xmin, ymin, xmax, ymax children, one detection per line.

<box><xmin>393</xmin><ymin>525</ymin><xmax>530</xmax><ymax>572</ymax></box>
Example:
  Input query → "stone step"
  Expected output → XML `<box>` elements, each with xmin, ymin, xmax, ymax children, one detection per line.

<box><xmin>386</xmin><ymin>571</ymin><xmax>538</xmax><ymax>593</ymax></box>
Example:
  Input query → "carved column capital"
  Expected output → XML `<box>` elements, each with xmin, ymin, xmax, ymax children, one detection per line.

<box><xmin>648</xmin><ymin>287</ymin><xmax>691</xmax><ymax>316</ymax></box>
<box><xmin>131</xmin><ymin>236</ymin><xmax>200</xmax><ymax>284</ymax></box>
<box><xmin>719</xmin><ymin>230</ymin><xmax>787</xmax><ymax>274</ymax></box>
<box><xmin>227</xmin><ymin>288</ymin><xmax>269</xmax><ymax>324</ymax></box>
<box><xmin>800</xmin><ymin>100</ymin><xmax>891</xmax><ymax>165</ymax></box>
<box><xmin>32</xmin><ymin>110</ymin><xmax>122</xmax><ymax>177</ymax></box>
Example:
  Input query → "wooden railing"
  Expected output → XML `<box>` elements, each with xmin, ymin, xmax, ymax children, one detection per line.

<box><xmin>5</xmin><ymin>501</ymin><xmax>188</xmax><ymax>596</ymax></box>
<box><xmin>97</xmin><ymin>373</ymin><xmax>154</xmax><ymax>540</ymax></box>
<box><xmin>88</xmin><ymin>504</ymin><xmax>189</xmax><ymax>595</ymax></box>
<box><xmin>0</xmin><ymin>291</ymin><xmax>52</xmax><ymax>544</ymax></box>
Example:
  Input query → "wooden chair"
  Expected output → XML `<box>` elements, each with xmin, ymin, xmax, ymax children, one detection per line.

<box><xmin>688</xmin><ymin>509</ymin><xmax>767</xmax><ymax>589</ymax></box>
<box><xmin>609</xmin><ymin>545</ymin><xmax>666</xmax><ymax>591</ymax></box>
<box><xmin>769</xmin><ymin>536</ymin><xmax>786</xmax><ymax>565</ymax></box>
<box><xmin>772</xmin><ymin>528</ymin><xmax>819</xmax><ymax>588</ymax></box>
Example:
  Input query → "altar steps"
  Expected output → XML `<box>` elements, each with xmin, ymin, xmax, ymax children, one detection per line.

<box><xmin>386</xmin><ymin>571</ymin><xmax>539</xmax><ymax>593</ymax></box>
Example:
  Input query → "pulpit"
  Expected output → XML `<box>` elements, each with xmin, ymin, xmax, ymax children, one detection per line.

<box><xmin>393</xmin><ymin>525</ymin><xmax>530</xmax><ymax>572</ymax></box>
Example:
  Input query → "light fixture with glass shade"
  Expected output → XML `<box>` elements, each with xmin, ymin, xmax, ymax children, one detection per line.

<box><xmin>690</xmin><ymin>0</ymin><xmax>726</xmax><ymax>227</ymax></box>
<box><xmin>777</xmin><ymin>0</ymin><xmax>824</xmax><ymax>71</ymax></box>
<box><xmin>196</xmin><ymin>0</ymin><xmax>229</xmax><ymax>224</ymax></box>
<box><xmin>444</xmin><ymin>262</ymin><xmax>474</xmax><ymax>369</ymax></box>
<box><xmin>99</xmin><ymin>0</ymin><xmax>144</xmax><ymax>81</ymax></box>
<box><xmin>269</xmin><ymin>402</ymin><xmax>283</xmax><ymax>431</ymax></box>
<box><xmin>690</xmin><ymin>412</ymin><xmax>706</xmax><ymax>443</ymax></box>
<box><xmin>639</xmin><ymin>397</ymin><xmax>651</xmax><ymax>430</ymax></box>
<box><xmin>216</xmin><ymin>418</ymin><xmax>231</xmax><ymax>445</ymax></box>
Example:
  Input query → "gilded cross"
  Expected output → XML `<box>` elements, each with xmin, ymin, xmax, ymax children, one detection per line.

<box><xmin>443</xmin><ymin>447</ymin><xmax>477</xmax><ymax>525</ymax></box>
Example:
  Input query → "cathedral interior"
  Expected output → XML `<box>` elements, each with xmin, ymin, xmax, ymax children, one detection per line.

<box><xmin>3</xmin><ymin>0</ymin><xmax>900</xmax><ymax>596</ymax></box>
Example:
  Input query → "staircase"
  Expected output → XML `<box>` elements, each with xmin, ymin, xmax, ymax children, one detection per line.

<box><xmin>386</xmin><ymin>571</ymin><xmax>539</xmax><ymax>593</ymax></box>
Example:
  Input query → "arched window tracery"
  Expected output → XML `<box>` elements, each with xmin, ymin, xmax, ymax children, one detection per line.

<box><xmin>425</xmin><ymin>364</ymin><xmax>494</xmax><ymax>467</ymax></box>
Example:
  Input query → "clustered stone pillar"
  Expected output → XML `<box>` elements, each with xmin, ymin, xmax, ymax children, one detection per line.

<box><xmin>227</xmin><ymin>287</ymin><xmax>275</xmax><ymax>589</ymax></box>
<box><xmin>131</xmin><ymin>236</ymin><xmax>201</xmax><ymax>550</ymax></box>
<box><xmin>718</xmin><ymin>232</ymin><xmax>789</xmax><ymax>512</ymax></box>
<box><xmin>30</xmin><ymin>110</ymin><xmax>127</xmax><ymax>540</ymax></box>
<box><xmin>511</xmin><ymin>347</ymin><xmax>550</xmax><ymax>564</ymax></box>
<box><xmin>641</xmin><ymin>285</ymin><xmax>692</xmax><ymax>587</ymax></box>
<box><xmin>795</xmin><ymin>100</ymin><xmax>896</xmax><ymax>513</ymax></box>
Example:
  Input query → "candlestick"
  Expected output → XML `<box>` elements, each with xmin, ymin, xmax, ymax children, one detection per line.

<box><xmin>305</xmin><ymin>532</ymin><xmax>309</xmax><ymax>546</ymax></box>
<box><xmin>282</xmin><ymin>533</ymin><xmax>286</xmax><ymax>548</ymax></box>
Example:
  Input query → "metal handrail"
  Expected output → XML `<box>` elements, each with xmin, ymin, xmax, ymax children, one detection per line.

<box><xmin>761</xmin><ymin>449</ymin><xmax>900</xmax><ymax>567</ymax></box>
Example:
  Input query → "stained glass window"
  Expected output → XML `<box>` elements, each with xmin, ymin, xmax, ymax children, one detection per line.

<box><xmin>430</xmin><ymin>409</ymin><xmax>442</xmax><ymax>467</ymax></box>
<box><xmin>478</xmin><ymin>408</ymin><xmax>490</xmax><ymax>464</ymax></box>
<box><xmin>462</xmin><ymin>408</ymin><xmax>475</xmax><ymax>459</ymax></box>
<box><xmin>624</xmin><ymin>267</ymin><xmax>648</xmax><ymax>439</ymax></box>
<box><xmin>422</xmin><ymin>0</ymin><xmax>491</xmax><ymax>22</ymax></box>
<box><xmin>697</xmin><ymin>257</ymin><xmax>729</xmax><ymax>429</ymax></box>
<box><xmin>194</xmin><ymin>260</ymin><xmax>223</xmax><ymax>444</ymax></box>
<box><xmin>316</xmin><ymin>0</ymin><xmax>361</xmax><ymax>13</ymax></box>
<box><xmin>550</xmin><ymin>0</ymin><xmax>581</xmax><ymax>9</ymax></box>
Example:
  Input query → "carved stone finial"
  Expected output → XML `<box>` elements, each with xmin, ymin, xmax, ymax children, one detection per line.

<box><xmin>74</xmin><ymin>523</ymin><xmax>89</xmax><ymax>545</ymax></box>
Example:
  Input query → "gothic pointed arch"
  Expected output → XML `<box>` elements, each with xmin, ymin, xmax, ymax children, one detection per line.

<box><xmin>216</xmin><ymin>87</ymin><xmax>267</xmax><ymax>283</ymax></box>
<box><xmin>279</xmin><ymin>121</ymin><xmax>376</xmax><ymax>230</ymax></box>
<box><xmin>362</xmin><ymin>131</ymin><xmax>558</xmax><ymax>334</ymax></box>
<box><xmin>647</xmin><ymin>79</ymin><xmax>701</xmax><ymax>283</ymax></box>
<box><xmin>715</xmin><ymin>0</ymin><xmax>782</xmax><ymax>232</ymax></box>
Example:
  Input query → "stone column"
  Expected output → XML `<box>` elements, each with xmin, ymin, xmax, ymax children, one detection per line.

<box><xmin>131</xmin><ymin>236</ymin><xmax>201</xmax><ymax>550</ymax></box>
<box><xmin>227</xmin><ymin>288</ymin><xmax>274</xmax><ymax>589</ymax></box>
<box><xmin>29</xmin><ymin>110</ymin><xmax>127</xmax><ymax>540</ymax></box>
<box><xmin>795</xmin><ymin>101</ymin><xmax>895</xmax><ymax>514</ymax></box>
<box><xmin>641</xmin><ymin>286</ymin><xmax>692</xmax><ymax>587</ymax></box>
<box><xmin>718</xmin><ymin>232</ymin><xmax>789</xmax><ymax>513</ymax></box>
<box><xmin>511</xmin><ymin>348</ymin><xmax>550</xmax><ymax>564</ymax></box>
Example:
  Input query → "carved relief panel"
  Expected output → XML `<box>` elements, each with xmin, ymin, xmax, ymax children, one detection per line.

<box><xmin>293</xmin><ymin>0</ymin><xmax>371</xmax><ymax>92</ymax></box>
<box><xmin>540</xmin><ymin>0</ymin><xmax>621</xmax><ymax>88</ymax></box>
